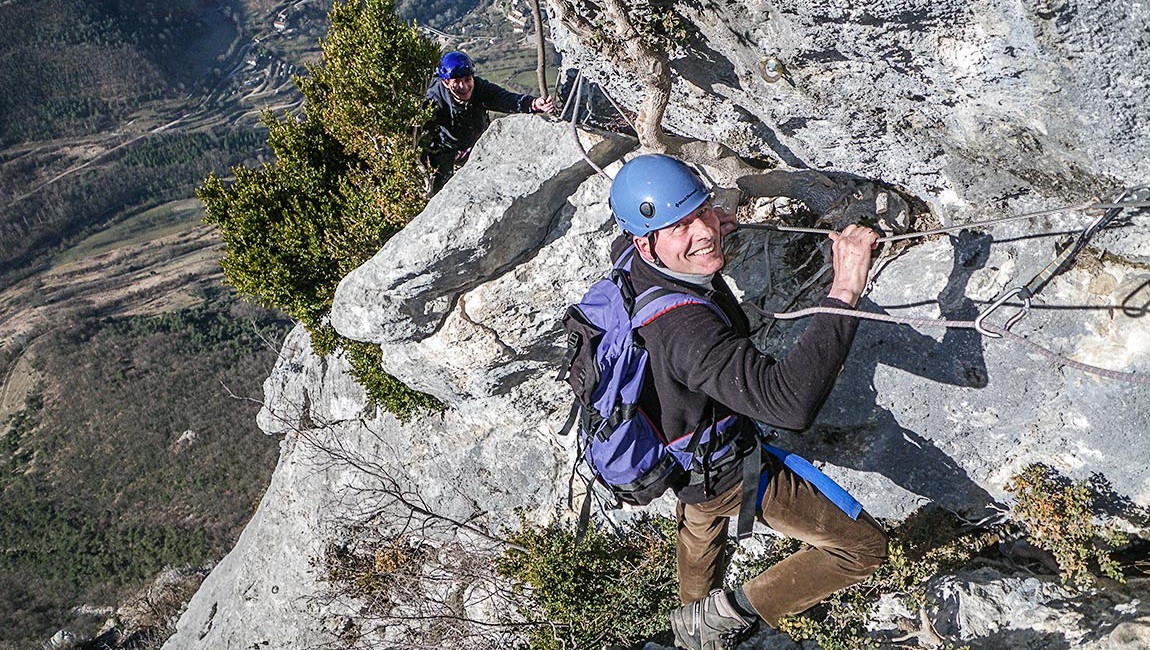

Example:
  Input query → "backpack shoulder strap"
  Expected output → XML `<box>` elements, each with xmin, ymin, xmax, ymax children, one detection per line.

<box><xmin>611</xmin><ymin>246</ymin><xmax>731</xmax><ymax>327</ymax></box>
<box><xmin>630</xmin><ymin>287</ymin><xmax>730</xmax><ymax>328</ymax></box>
<box><xmin>629</xmin><ymin>282</ymin><xmax>754</xmax><ymax>534</ymax></box>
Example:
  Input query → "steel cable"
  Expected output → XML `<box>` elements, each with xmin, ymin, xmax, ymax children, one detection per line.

<box><xmin>566</xmin><ymin>70</ymin><xmax>610</xmax><ymax>179</ymax></box>
<box><xmin>739</xmin><ymin>200</ymin><xmax>1150</xmax><ymax>243</ymax></box>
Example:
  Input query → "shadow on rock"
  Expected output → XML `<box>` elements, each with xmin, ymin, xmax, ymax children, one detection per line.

<box><xmin>966</xmin><ymin>628</ymin><xmax>1072</xmax><ymax>650</ymax></box>
<box><xmin>794</xmin><ymin>231</ymin><xmax>1002</xmax><ymax>517</ymax></box>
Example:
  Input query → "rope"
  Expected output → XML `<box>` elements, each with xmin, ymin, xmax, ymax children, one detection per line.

<box><xmin>739</xmin><ymin>200</ymin><xmax>1150</xmax><ymax>244</ymax></box>
<box><xmin>757</xmin><ymin>304</ymin><xmax>972</xmax><ymax>329</ymax></box>
<box><xmin>565</xmin><ymin>109</ymin><xmax>1147</xmax><ymax>382</ymax></box>
<box><xmin>748</xmin><ymin>304</ymin><xmax>1150</xmax><ymax>385</ymax></box>
<box><xmin>991</xmin><ymin>326</ymin><xmax>1150</xmax><ymax>384</ymax></box>
<box><xmin>567</xmin><ymin>70</ymin><xmax>610</xmax><ymax>179</ymax></box>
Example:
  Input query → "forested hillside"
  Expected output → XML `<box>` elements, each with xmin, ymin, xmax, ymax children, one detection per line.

<box><xmin>0</xmin><ymin>0</ymin><xmax>313</xmax><ymax>646</ymax></box>
<box><xmin>0</xmin><ymin>295</ymin><xmax>290</xmax><ymax>648</ymax></box>
<box><xmin>0</xmin><ymin>0</ymin><xmax>326</xmax><ymax>289</ymax></box>
<box><xmin>0</xmin><ymin>0</ymin><xmax>230</xmax><ymax>145</ymax></box>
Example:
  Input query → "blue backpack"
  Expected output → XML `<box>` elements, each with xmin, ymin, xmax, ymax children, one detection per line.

<box><xmin>556</xmin><ymin>249</ymin><xmax>743</xmax><ymax>508</ymax></box>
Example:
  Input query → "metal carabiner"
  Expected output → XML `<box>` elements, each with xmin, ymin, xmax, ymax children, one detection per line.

<box><xmin>974</xmin><ymin>287</ymin><xmax>1031</xmax><ymax>338</ymax></box>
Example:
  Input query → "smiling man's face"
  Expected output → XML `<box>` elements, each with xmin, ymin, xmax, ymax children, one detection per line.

<box><xmin>443</xmin><ymin>75</ymin><xmax>474</xmax><ymax>102</ymax></box>
<box><xmin>634</xmin><ymin>201</ymin><xmax>724</xmax><ymax>275</ymax></box>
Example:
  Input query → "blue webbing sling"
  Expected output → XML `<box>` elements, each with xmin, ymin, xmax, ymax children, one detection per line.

<box><xmin>757</xmin><ymin>444</ymin><xmax>863</xmax><ymax>520</ymax></box>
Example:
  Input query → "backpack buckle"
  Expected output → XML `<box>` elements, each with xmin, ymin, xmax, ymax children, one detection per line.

<box><xmin>752</xmin><ymin>420</ymin><xmax>780</xmax><ymax>443</ymax></box>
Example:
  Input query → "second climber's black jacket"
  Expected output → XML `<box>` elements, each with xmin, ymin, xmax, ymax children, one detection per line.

<box><xmin>422</xmin><ymin>76</ymin><xmax>537</xmax><ymax>156</ymax></box>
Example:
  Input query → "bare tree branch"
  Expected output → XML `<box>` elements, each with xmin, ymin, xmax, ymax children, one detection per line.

<box><xmin>530</xmin><ymin>0</ymin><xmax>550</xmax><ymax>99</ymax></box>
<box><xmin>227</xmin><ymin>338</ymin><xmax>548</xmax><ymax>647</ymax></box>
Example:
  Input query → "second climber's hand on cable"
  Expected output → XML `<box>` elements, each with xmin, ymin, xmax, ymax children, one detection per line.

<box><xmin>533</xmin><ymin>96</ymin><xmax>556</xmax><ymax>115</ymax></box>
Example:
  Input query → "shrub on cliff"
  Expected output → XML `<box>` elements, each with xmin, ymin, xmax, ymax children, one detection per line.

<box><xmin>497</xmin><ymin>515</ymin><xmax>681</xmax><ymax>649</ymax></box>
<box><xmin>198</xmin><ymin>0</ymin><xmax>441</xmax><ymax>420</ymax></box>
<box><xmin>1006</xmin><ymin>462</ymin><xmax>1128</xmax><ymax>589</ymax></box>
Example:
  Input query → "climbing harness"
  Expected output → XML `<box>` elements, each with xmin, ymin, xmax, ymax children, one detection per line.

<box><xmin>743</xmin><ymin>187</ymin><xmax>1150</xmax><ymax>385</ymax></box>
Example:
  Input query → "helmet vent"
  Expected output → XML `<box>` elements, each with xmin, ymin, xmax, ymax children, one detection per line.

<box><xmin>639</xmin><ymin>202</ymin><xmax>655</xmax><ymax>218</ymax></box>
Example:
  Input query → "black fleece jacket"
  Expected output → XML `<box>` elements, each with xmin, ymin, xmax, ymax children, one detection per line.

<box><xmin>618</xmin><ymin>238</ymin><xmax>862</xmax><ymax>504</ymax></box>
<box><xmin>423</xmin><ymin>76</ymin><xmax>537</xmax><ymax>155</ymax></box>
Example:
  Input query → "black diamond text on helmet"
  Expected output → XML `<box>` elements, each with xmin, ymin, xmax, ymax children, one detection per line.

<box><xmin>674</xmin><ymin>187</ymin><xmax>701</xmax><ymax>208</ymax></box>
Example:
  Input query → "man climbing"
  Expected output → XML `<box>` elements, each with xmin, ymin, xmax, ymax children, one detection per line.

<box><xmin>606</xmin><ymin>154</ymin><xmax>889</xmax><ymax>649</ymax></box>
<box><xmin>422</xmin><ymin>51</ymin><xmax>556</xmax><ymax>195</ymax></box>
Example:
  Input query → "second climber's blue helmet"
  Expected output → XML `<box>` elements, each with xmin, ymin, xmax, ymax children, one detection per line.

<box><xmin>436</xmin><ymin>52</ymin><xmax>474</xmax><ymax>80</ymax></box>
<box><xmin>609</xmin><ymin>154</ymin><xmax>711</xmax><ymax>237</ymax></box>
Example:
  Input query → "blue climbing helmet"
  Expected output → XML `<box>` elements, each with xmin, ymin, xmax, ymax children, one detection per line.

<box><xmin>436</xmin><ymin>52</ymin><xmax>474</xmax><ymax>80</ymax></box>
<box><xmin>609</xmin><ymin>154</ymin><xmax>711</xmax><ymax>236</ymax></box>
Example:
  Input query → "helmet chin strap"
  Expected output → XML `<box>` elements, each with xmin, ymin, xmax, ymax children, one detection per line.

<box><xmin>646</xmin><ymin>233</ymin><xmax>666</xmax><ymax>268</ymax></box>
<box><xmin>446</xmin><ymin>83</ymin><xmax>469</xmax><ymax>104</ymax></box>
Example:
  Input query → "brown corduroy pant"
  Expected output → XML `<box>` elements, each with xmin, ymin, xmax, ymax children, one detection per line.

<box><xmin>675</xmin><ymin>451</ymin><xmax>889</xmax><ymax>627</ymax></box>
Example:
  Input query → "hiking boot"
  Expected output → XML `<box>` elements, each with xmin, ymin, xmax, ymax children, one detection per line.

<box><xmin>669</xmin><ymin>589</ymin><xmax>754</xmax><ymax>650</ymax></box>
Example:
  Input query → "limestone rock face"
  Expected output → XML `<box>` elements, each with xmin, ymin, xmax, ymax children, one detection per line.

<box><xmin>330</xmin><ymin>118</ymin><xmax>631</xmax><ymax>347</ymax></box>
<box><xmin>255</xmin><ymin>325</ymin><xmax>372</xmax><ymax>436</ymax></box>
<box><xmin>329</xmin><ymin>115</ymin><xmax>633</xmax><ymax>403</ymax></box>
<box><xmin>927</xmin><ymin>568</ymin><xmax>1150</xmax><ymax>649</ymax></box>
<box><xmin>545</xmin><ymin>0</ymin><xmax>1150</xmax><ymax>521</ymax></box>
<box><xmin>167</xmin><ymin>0</ymin><xmax>1150</xmax><ymax>647</ymax></box>
<box><xmin>167</xmin><ymin>116</ymin><xmax>618</xmax><ymax>650</ymax></box>
<box><xmin>788</xmin><ymin>232</ymin><xmax>1150</xmax><ymax>521</ymax></box>
<box><xmin>553</xmin><ymin>0</ymin><xmax>1149</xmax><ymax>218</ymax></box>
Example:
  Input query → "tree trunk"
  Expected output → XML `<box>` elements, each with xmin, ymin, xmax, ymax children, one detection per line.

<box><xmin>602</xmin><ymin>0</ymin><xmax>672</xmax><ymax>153</ymax></box>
